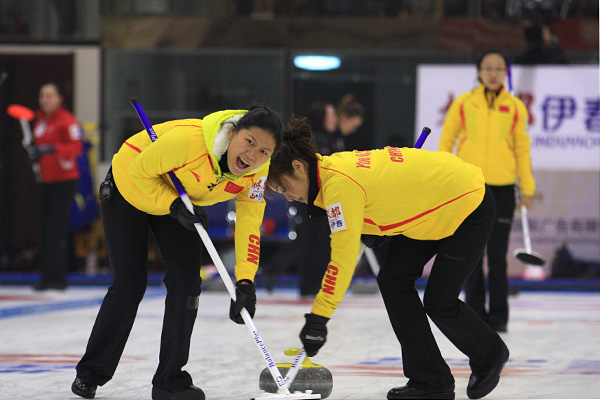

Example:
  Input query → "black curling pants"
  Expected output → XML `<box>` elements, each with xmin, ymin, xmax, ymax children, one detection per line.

<box><xmin>377</xmin><ymin>186</ymin><xmax>507</xmax><ymax>391</ymax></box>
<box><xmin>76</xmin><ymin>181</ymin><xmax>202</xmax><ymax>391</ymax></box>
<box><xmin>464</xmin><ymin>184</ymin><xmax>515</xmax><ymax>328</ymax></box>
<box><xmin>299</xmin><ymin>213</ymin><xmax>331</xmax><ymax>296</ymax></box>
<box><xmin>38</xmin><ymin>180</ymin><xmax>78</xmax><ymax>286</ymax></box>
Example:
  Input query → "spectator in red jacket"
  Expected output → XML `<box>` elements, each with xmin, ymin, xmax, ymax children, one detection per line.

<box><xmin>32</xmin><ymin>82</ymin><xmax>82</xmax><ymax>290</ymax></box>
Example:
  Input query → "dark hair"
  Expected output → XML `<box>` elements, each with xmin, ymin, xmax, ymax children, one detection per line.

<box><xmin>267</xmin><ymin>116</ymin><xmax>317</xmax><ymax>191</ymax></box>
<box><xmin>524</xmin><ymin>24</ymin><xmax>543</xmax><ymax>44</ymax></box>
<box><xmin>476</xmin><ymin>50</ymin><xmax>509</xmax><ymax>85</ymax></box>
<box><xmin>235</xmin><ymin>104</ymin><xmax>283</xmax><ymax>147</ymax></box>
<box><xmin>305</xmin><ymin>101</ymin><xmax>328</xmax><ymax>132</ymax></box>
<box><xmin>40</xmin><ymin>82</ymin><xmax>64</xmax><ymax>98</ymax></box>
<box><xmin>476</xmin><ymin>50</ymin><xmax>508</xmax><ymax>70</ymax></box>
<box><xmin>337</xmin><ymin>94</ymin><xmax>365</xmax><ymax>119</ymax></box>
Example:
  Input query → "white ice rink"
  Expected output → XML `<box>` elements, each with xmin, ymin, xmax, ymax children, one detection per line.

<box><xmin>1</xmin><ymin>284</ymin><xmax>599</xmax><ymax>400</ymax></box>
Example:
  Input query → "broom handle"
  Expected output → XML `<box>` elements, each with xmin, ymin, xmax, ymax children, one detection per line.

<box><xmin>520</xmin><ymin>205</ymin><xmax>533</xmax><ymax>253</ymax></box>
<box><xmin>130</xmin><ymin>98</ymin><xmax>291</xmax><ymax>395</ymax></box>
<box><xmin>16</xmin><ymin>118</ymin><xmax>40</xmax><ymax>181</ymax></box>
<box><xmin>19</xmin><ymin>119</ymin><xmax>33</xmax><ymax>145</ymax></box>
<box><xmin>509</xmin><ymin>63</ymin><xmax>533</xmax><ymax>253</ymax></box>
<box><xmin>283</xmin><ymin>349</ymin><xmax>307</xmax><ymax>388</ymax></box>
<box><xmin>507</xmin><ymin>59</ymin><xmax>515</xmax><ymax>96</ymax></box>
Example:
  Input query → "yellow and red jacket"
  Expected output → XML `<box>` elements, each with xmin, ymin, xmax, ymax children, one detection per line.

<box><xmin>311</xmin><ymin>148</ymin><xmax>485</xmax><ymax>317</ymax></box>
<box><xmin>438</xmin><ymin>83</ymin><xmax>535</xmax><ymax>196</ymax></box>
<box><xmin>112</xmin><ymin>110</ymin><xmax>269</xmax><ymax>281</ymax></box>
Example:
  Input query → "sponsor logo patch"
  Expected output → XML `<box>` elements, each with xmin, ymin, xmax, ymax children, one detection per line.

<box><xmin>326</xmin><ymin>202</ymin><xmax>346</xmax><ymax>233</ymax></box>
<box><xmin>248</xmin><ymin>176</ymin><xmax>266</xmax><ymax>202</ymax></box>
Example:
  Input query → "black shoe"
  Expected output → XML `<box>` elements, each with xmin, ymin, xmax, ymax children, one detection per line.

<box><xmin>71</xmin><ymin>376</ymin><xmax>97</xmax><ymax>399</ymax></box>
<box><xmin>467</xmin><ymin>345</ymin><xmax>509</xmax><ymax>399</ymax></box>
<box><xmin>387</xmin><ymin>384</ymin><xmax>455</xmax><ymax>399</ymax></box>
<box><xmin>152</xmin><ymin>385</ymin><xmax>205</xmax><ymax>400</ymax></box>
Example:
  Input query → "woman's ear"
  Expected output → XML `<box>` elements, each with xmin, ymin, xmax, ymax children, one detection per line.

<box><xmin>228</xmin><ymin>126</ymin><xmax>236</xmax><ymax>140</ymax></box>
<box><xmin>292</xmin><ymin>159</ymin><xmax>307</xmax><ymax>176</ymax></box>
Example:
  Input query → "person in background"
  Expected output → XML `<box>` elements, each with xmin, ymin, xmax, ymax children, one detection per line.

<box><xmin>438</xmin><ymin>50</ymin><xmax>536</xmax><ymax>333</ymax></box>
<box><xmin>71</xmin><ymin>106</ymin><xmax>283</xmax><ymax>400</ymax></box>
<box><xmin>515</xmin><ymin>21</ymin><xmax>569</xmax><ymax>65</ymax></box>
<box><xmin>306</xmin><ymin>101</ymin><xmax>338</xmax><ymax>156</ymax></box>
<box><xmin>32</xmin><ymin>82</ymin><xmax>82</xmax><ymax>290</ymax></box>
<box><xmin>332</xmin><ymin>94</ymin><xmax>365</xmax><ymax>152</ymax></box>
<box><xmin>267</xmin><ymin>118</ymin><xmax>509</xmax><ymax>400</ymax></box>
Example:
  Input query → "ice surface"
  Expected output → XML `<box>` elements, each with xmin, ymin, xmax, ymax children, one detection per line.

<box><xmin>1</xmin><ymin>285</ymin><xmax>599</xmax><ymax>399</ymax></box>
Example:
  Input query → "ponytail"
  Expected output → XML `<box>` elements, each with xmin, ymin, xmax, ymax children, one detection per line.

<box><xmin>267</xmin><ymin>116</ymin><xmax>317</xmax><ymax>190</ymax></box>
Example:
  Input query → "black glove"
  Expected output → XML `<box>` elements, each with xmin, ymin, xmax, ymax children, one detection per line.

<box><xmin>37</xmin><ymin>144</ymin><xmax>55</xmax><ymax>155</ymax></box>
<box><xmin>26</xmin><ymin>145</ymin><xmax>39</xmax><ymax>163</ymax></box>
<box><xmin>361</xmin><ymin>234</ymin><xmax>387</xmax><ymax>249</ymax></box>
<box><xmin>300</xmin><ymin>313</ymin><xmax>329</xmax><ymax>357</ymax></box>
<box><xmin>229</xmin><ymin>279</ymin><xmax>256</xmax><ymax>324</ymax></box>
<box><xmin>169</xmin><ymin>198</ymin><xmax>209</xmax><ymax>232</ymax></box>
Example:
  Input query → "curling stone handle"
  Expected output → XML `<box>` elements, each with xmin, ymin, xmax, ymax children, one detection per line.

<box><xmin>284</xmin><ymin>348</ymin><xmax>302</xmax><ymax>356</ymax></box>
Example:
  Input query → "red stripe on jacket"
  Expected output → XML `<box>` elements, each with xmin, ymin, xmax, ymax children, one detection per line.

<box><xmin>371</xmin><ymin>188</ymin><xmax>483</xmax><ymax>232</ymax></box>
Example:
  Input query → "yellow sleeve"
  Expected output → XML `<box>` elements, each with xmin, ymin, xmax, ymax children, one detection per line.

<box><xmin>126</xmin><ymin>126</ymin><xmax>192</xmax><ymax>213</ymax></box>
<box><xmin>438</xmin><ymin>97</ymin><xmax>462</xmax><ymax>153</ymax></box>
<box><xmin>311</xmin><ymin>178</ymin><xmax>365</xmax><ymax>318</ymax></box>
<box><xmin>233</xmin><ymin>172</ymin><xmax>268</xmax><ymax>282</ymax></box>
<box><xmin>513</xmin><ymin>101</ymin><xmax>536</xmax><ymax>197</ymax></box>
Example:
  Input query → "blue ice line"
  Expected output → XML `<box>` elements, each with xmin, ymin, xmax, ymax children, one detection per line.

<box><xmin>0</xmin><ymin>289</ymin><xmax>166</xmax><ymax>320</ymax></box>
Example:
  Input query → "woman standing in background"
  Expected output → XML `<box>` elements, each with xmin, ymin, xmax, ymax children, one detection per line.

<box><xmin>438</xmin><ymin>50</ymin><xmax>536</xmax><ymax>333</ymax></box>
<box><xmin>32</xmin><ymin>82</ymin><xmax>82</xmax><ymax>290</ymax></box>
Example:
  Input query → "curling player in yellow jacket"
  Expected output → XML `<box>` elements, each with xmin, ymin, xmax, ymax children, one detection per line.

<box><xmin>267</xmin><ymin>118</ymin><xmax>509</xmax><ymax>400</ymax></box>
<box><xmin>439</xmin><ymin>50</ymin><xmax>535</xmax><ymax>333</ymax></box>
<box><xmin>72</xmin><ymin>106</ymin><xmax>283</xmax><ymax>400</ymax></box>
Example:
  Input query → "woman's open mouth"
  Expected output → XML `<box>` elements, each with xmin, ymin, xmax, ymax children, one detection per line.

<box><xmin>236</xmin><ymin>157</ymin><xmax>250</xmax><ymax>171</ymax></box>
